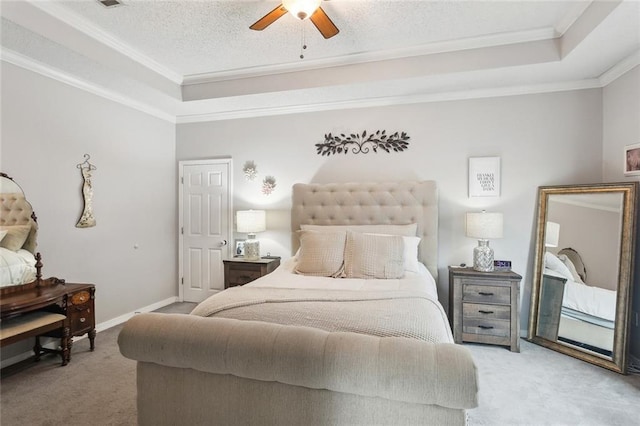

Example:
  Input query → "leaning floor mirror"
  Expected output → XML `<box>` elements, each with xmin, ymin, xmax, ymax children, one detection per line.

<box><xmin>528</xmin><ymin>182</ymin><xmax>638</xmax><ymax>374</ymax></box>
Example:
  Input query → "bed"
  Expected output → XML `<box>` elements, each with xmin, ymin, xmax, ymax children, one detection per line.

<box><xmin>542</xmin><ymin>250</ymin><xmax>616</xmax><ymax>356</ymax></box>
<box><xmin>118</xmin><ymin>181</ymin><xmax>479</xmax><ymax>425</ymax></box>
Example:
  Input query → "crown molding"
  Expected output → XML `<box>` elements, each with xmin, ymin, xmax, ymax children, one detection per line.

<box><xmin>1</xmin><ymin>49</ymin><xmax>175</xmax><ymax>123</ymax></box>
<box><xmin>29</xmin><ymin>0</ymin><xmax>183</xmax><ymax>84</ymax></box>
<box><xmin>175</xmin><ymin>78</ymin><xmax>602</xmax><ymax>124</ymax></box>
<box><xmin>599</xmin><ymin>49</ymin><xmax>640</xmax><ymax>86</ymax></box>
<box><xmin>4</xmin><ymin>46</ymin><xmax>636</xmax><ymax>126</ymax></box>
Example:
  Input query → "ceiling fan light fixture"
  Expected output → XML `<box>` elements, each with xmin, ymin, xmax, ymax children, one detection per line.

<box><xmin>283</xmin><ymin>0</ymin><xmax>322</xmax><ymax>21</ymax></box>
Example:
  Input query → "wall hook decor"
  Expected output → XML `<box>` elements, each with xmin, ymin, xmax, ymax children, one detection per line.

<box><xmin>262</xmin><ymin>176</ymin><xmax>277</xmax><ymax>195</ymax></box>
<box><xmin>243</xmin><ymin>160</ymin><xmax>258</xmax><ymax>181</ymax></box>
<box><xmin>315</xmin><ymin>130</ymin><xmax>410</xmax><ymax>156</ymax></box>
<box><xmin>76</xmin><ymin>154</ymin><xmax>96</xmax><ymax>228</ymax></box>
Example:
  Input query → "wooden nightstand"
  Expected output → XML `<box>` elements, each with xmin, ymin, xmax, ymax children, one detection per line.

<box><xmin>223</xmin><ymin>258</ymin><xmax>280</xmax><ymax>289</ymax></box>
<box><xmin>449</xmin><ymin>267</ymin><xmax>522</xmax><ymax>352</ymax></box>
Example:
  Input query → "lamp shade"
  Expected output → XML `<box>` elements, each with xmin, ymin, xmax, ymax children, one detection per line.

<box><xmin>545</xmin><ymin>221</ymin><xmax>560</xmax><ymax>247</ymax></box>
<box><xmin>465</xmin><ymin>212</ymin><xmax>503</xmax><ymax>239</ymax></box>
<box><xmin>283</xmin><ymin>0</ymin><xmax>321</xmax><ymax>20</ymax></box>
<box><xmin>236</xmin><ymin>210</ymin><xmax>266</xmax><ymax>233</ymax></box>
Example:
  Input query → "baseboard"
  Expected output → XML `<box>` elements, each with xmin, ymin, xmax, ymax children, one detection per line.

<box><xmin>0</xmin><ymin>296</ymin><xmax>179</xmax><ymax>369</ymax></box>
<box><xmin>93</xmin><ymin>296</ymin><xmax>179</xmax><ymax>333</ymax></box>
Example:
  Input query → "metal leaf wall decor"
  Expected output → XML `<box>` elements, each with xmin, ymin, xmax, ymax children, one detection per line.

<box><xmin>315</xmin><ymin>130</ymin><xmax>410</xmax><ymax>156</ymax></box>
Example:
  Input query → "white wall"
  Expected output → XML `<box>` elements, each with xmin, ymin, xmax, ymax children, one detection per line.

<box><xmin>603</xmin><ymin>65</ymin><xmax>640</xmax><ymax>357</ymax></box>
<box><xmin>177</xmin><ymin>89</ymin><xmax>604</xmax><ymax>332</ymax></box>
<box><xmin>1</xmin><ymin>63</ymin><xmax>177</xmax><ymax>362</ymax></box>
<box><xmin>603</xmin><ymin>66</ymin><xmax>640</xmax><ymax>182</ymax></box>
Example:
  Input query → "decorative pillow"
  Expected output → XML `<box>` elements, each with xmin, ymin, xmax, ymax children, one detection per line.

<box><xmin>344</xmin><ymin>231</ymin><xmax>404</xmax><ymax>279</ymax></box>
<box><xmin>0</xmin><ymin>225</ymin><xmax>31</xmax><ymax>251</ymax></box>
<box><xmin>364</xmin><ymin>234</ymin><xmax>421</xmax><ymax>272</ymax></box>
<box><xmin>557</xmin><ymin>254</ymin><xmax>585</xmax><ymax>284</ymax></box>
<box><xmin>544</xmin><ymin>252</ymin><xmax>574</xmax><ymax>281</ymax></box>
<box><xmin>300</xmin><ymin>223</ymin><xmax>418</xmax><ymax>237</ymax></box>
<box><xmin>294</xmin><ymin>230</ymin><xmax>346</xmax><ymax>277</ymax></box>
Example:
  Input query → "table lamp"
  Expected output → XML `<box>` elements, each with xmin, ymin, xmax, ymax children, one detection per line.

<box><xmin>236</xmin><ymin>210</ymin><xmax>266</xmax><ymax>260</ymax></box>
<box><xmin>466</xmin><ymin>211</ymin><xmax>503</xmax><ymax>272</ymax></box>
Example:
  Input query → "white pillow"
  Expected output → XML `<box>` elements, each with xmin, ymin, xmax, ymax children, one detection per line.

<box><xmin>557</xmin><ymin>254</ymin><xmax>585</xmax><ymax>284</ymax></box>
<box><xmin>402</xmin><ymin>236</ymin><xmax>421</xmax><ymax>273</ymax></box>
<box><xmin>294</xmin><ymin>230</ymin><xmax>346</xmax><ymax>277</ymax></box>
<box><xmin>300</xmin><ymin>223</ymin><xmax>418</xmax><ymax>237</ymax></box>
<box><xmin>544</xmin><ymin>252</ymin><xmax>574</xmax><ymax>281</ymax></box>
<box><xmin>344</xmin><ymin>231</ymin><xmax>404</xmax><ymax>279</ymax></box>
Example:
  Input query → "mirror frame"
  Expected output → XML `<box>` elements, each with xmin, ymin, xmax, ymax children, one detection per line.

<box><xmin>528</xmin><ymin>182</ymin><xmax>638</xmax><ymax>374</ymax></box>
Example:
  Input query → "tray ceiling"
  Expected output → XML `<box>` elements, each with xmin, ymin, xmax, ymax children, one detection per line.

<box><xmin>1</xmin><ymin>0</ymin><xmax>639</xmax><ymax>122</ymax></box>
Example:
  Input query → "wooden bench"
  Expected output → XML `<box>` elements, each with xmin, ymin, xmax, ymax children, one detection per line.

<box><xmin>0</xmin><ymin>311</ymin><xmax>70</xmax><ymax>366</ymax></box>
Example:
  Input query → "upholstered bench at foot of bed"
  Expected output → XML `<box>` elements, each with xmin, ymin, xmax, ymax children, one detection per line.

<box><xmin>0</xmin><ymin>311</ymin><xmax>69</xmax><ymax>366</ymax></box>
<box><xmin>119</xmin><ymin>313</ymin><xmax>479</xmax><ymax>426</ymax></box>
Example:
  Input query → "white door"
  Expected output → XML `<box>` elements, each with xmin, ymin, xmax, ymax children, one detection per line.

<box><xmin>179</xmin><ymin>159</ymin><xmax>232</xmax><ymax>303</ymax></box>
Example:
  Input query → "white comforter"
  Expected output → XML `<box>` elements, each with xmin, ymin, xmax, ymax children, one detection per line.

<box><xmin>246</xmin><ymin>256</ymin><xmax>438</xmax><ymax>297</ymax></box>
<box><xmin>545</xmin><ymin>268</ymin><xmax>617</xmax><ymax>322</ymax></box>
<box><xmin>0</xmin><ymin>247</ymin><xmax>37</xmax><ymax>287</ymax></box>
<box><xmin>192</xmin><ymin>258</ymin><xmax>449</xmax><ymax>342</ymax></box>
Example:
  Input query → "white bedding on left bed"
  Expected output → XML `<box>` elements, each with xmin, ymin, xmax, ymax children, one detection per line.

<box><xmin>246</xmin><ymin>256</ymin><xmax>438</xmax><ymax>298</ymax></box>
<box><xmin>0</xmin><ymin>247</ymin><xmax>36</xmax><ymax>287</ymax></box>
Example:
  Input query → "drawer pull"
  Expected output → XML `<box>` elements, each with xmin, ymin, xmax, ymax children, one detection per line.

<box><xmin>478</xmin><ymin>292</ymin><xmax>494</xmax><ymax>296</ymax></box>
<box><xmin>80</xmin><ymin>318</ymin><xmax>86</xmax><ymax>323</ymax></box>
<box><xmin>478</xmin><ymin>325</ymin><xmax>494</xmax><ymax>330</ymax></box>
<box><xmin>478</xmin><ymin>310</ymin><xmax>494</xmax><ymax>314</ymax></box>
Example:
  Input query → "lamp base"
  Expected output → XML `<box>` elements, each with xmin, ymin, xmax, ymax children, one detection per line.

<box><xmin>473</xmin><ymin>240</ymin><xmax>494</xmax><ymax>272</ymax></box>
<box><xmin>244</xmin><ymin>235</ymin><xmax>260</xmax><ymax>260</ymax></box>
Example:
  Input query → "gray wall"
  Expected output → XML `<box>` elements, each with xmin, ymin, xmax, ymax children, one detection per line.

<box><xmin>1</xmin><ymin>63</ymin><xmax>177</xmax><ymax>363</ymax></box>
<box><xmin>177</xmin><ymin>89</ymin><xmax>604</xmax><ymax>333</ymax></box>
<box><xmin>603</xmin><ymin>65</ymin><xmax>640</xmax><ymax>357</ymax></box>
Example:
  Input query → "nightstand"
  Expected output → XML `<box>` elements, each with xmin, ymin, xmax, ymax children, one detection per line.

<box><xmin>223</xmin><ymin>257</ymin><xmax>281</xmax><ymax>289</ymax></box>
<box><xmin>449</xmin><ymin>266</ymin><xmax>522</xmax><ymax>352</ymax></box>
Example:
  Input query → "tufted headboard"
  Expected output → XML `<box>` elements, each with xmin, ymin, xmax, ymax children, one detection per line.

<box><xmin>291</xmin><ymin>181</ymin><xmax>438</xmax><ymax>280</ymax></box>
<box><xmin>0</xmin><ymin>192</ymin><xmax>38</xmax><ymax>254</ymax></box>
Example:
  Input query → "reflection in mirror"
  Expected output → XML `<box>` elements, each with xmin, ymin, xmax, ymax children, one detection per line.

<box><xmin>0</xmin><ymin>173</ymin><xmax>39</xmax><ymax>288</ymax></box>
<box><xmin>528</xmin><ymin>183</ymin><xmax>638</xmax><ymax>374</ymax></box>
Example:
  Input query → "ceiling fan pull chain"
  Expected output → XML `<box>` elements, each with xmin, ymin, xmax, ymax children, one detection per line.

<box><xmin>300</xmin><ymin>24</ymin><xmax>307</xmax><ymax>59</ymax></box>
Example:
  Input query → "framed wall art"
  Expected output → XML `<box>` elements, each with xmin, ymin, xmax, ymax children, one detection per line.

<box><xmin>624</xmin><ymin>143</ymin><xmax>640</xmax><ymax>176</ymax></box>
<box><xmin>469</xmin><ymin>156</ymin><xmax>501</xmax><ymax>197</ymax></box>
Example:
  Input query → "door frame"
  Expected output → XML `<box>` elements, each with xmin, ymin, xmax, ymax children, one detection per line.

<box><xmin>178</xmin><ymin>158</ymin><xmax>233</xmax><ymax>302</ymax></box>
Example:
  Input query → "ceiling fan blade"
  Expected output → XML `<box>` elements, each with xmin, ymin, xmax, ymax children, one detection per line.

<box><xmin>250</xmin><ymin>4</ymin><xmax>288</xmax><ymax>31</ymax></box>
<box><xmin>309</xmin><ymin>7</ymin><xmax>339</xmax><ymax>39</ymax></box>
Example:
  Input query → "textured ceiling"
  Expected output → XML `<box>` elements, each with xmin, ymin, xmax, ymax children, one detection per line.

<box><xmin>56</xmin><ymin>0</ymin><xmax>589</xmax><ymax>77</ymax></box>
<box><xmin>1</xmin><ymin>0</ymin><xmax>639</xmax><ymax>122</ymax></box>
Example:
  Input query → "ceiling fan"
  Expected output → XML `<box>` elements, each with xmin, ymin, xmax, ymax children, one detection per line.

<box><xmin>250</xmin><ymin>0</ymin><xmax>339</xmax><ymax>39</ymax></box>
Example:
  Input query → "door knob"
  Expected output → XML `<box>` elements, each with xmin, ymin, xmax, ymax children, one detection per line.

<box><xmin>221</xmin><ymin>239</ymin><xmax>228</xmax><ymax>246</ymax></box>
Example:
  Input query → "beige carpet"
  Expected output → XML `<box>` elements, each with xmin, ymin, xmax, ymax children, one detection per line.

<box><xmin>1</xmin><ymin>302</ymin><xmax>639</xmax><ymax>426</ymax></box>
